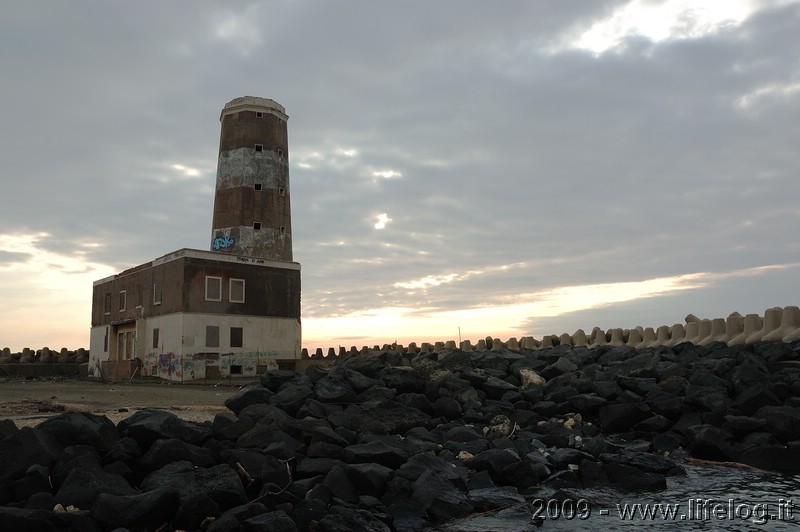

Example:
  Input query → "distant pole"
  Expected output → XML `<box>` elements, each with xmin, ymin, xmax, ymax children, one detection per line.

<box><xmin>458</xmin><ymin>327</ymin><xmax>462</xmax><ymax>345</ymax></box>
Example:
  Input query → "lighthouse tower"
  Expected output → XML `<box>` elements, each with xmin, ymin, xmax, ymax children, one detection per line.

<box><xmin>210</xmin><ymin>96</ymin><xmax>293</xmax><ymax>261</ymax></box>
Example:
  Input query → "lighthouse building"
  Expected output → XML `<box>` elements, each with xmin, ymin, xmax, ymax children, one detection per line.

<box><xmin>89</xmin><ymin>97</ymin><xmax>301</xmax><ymax>381</ymax></box>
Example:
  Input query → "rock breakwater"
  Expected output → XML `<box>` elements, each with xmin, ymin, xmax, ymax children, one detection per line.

<box><xmin>0</xmin><ymin>340</ymin><xmax>798</xmax><ymax>530</ymax></box>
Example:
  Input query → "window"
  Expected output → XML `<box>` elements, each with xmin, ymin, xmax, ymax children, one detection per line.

<box><xmin>277</xmin><ymin>118</ymin><xmax>284</xmax><ymax>124</ymax></box>
<box><xmin>206</xmin><ymin>325</ymin><xmax>220</xmax><ymax>347</ymax></box>
<box><xmin>153</xmin><ymin>282</ymin><xmax>162</xmax><ymax>305</ymax></box>
<box><xmin>136</xmin><ymin>284</ymin><xmax>143</xmax><ymax>308</ymax></box>
<box><xmin>119</xmin><ymin>290</ymin><xmax>127</xmax><ymax>312</ymax></box>
<box><xmin>230</xmin><ymin>365</ymin><xmax>243</xmax><ymax>375</ymax></box>
<box><xmin>254</xmin><ymin>183</ymin><xmax>262</xmax><ymax>191</ymax></box>
<box><xmin>230</xmin><ymin>279</ymin><xmax>245</xmax><ymax>303</ymax></box>
<box><xmin>280</xmin><ymin>226</ymin><xmax>286</xmax><ymax>234</ymax></box>
<box><xmin>205</xmin><ymin>276</ymin><xmax>222</xmax><ymax>301</ymax></box>
<box><xmin>253</xmin><ymin>222</ymin><xmax>262</xmax><ymax>230</ymax></box>
<box><xmin>104</xmin><ymin>327</ymin><xmax>109</xmax><ymax>352</ymax></box>
<box><xmin>277</xmin><ymin>148</ymin><xmax>283</xmax><ymax>158</ymax></box>
<box><xmin>230</xmin><ymin>327</ymin><xmax>243</xmax><ymax>348</ymax></box>
<box><xmin>255</xmin><ymin>144</ymin><xmax>263</xmax><ymax>152</ymax></box>
<box><xmin>278</xmin><ymin>187</ymin><xmax>285</xmax><ymax>196</ymax></box>
<box><xmin>256</xmin><ymin>112</ymin><xmax>263</xmax><ymax>118</ymax></box>
<box><xmin>152</xmin><ymin>328</ymin><xmax>160</xmax><ymax>349</ymax></box>
<box><xmin>104</xmin><ymin>293</ymin><xmax>111</xmax><ymax>315</ymax></box>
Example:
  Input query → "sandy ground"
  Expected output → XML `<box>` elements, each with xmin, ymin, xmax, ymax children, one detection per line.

<box><xmin>0</xmin><ymin>378</ymin><xmax>253</xmax><ymax>428</ymax></box>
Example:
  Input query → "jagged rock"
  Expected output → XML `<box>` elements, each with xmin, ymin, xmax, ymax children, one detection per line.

<box><xmin>604</xmin><ymin>462</ymin><xmax>667</xmax><ymax>491</ymax></box>
<box><xmin>139</xmin><ymin>437</ymin><xmax>215</xmax><ymax>472</ymax></box>
<box><xmin>316</xmin><ymin>506</ymin><xmax>392</xmax><ymax>532</ymax></box>
<box><xmin>206</xmin><ymin>502</ymin><xmax>270</xmax><ymax>532</ymax></box>
<box><xmin>92</xmin><ymin>486</ymin><xmax>180</xmax><ymax>531</ymax></box>
<box><xmin>55</xmin><ymin>467</ymin><xmax>137</xmax><ymax>509</ymax></box>
<box><xmin>140</xmin><ymin>461</ymin><xmax>248</xmax><ymax>512</ymax></box>
<box><xmin>342</xmin><ymin>440</ymin><xmax>410</xmax><ymax>469</ymax></box>
<box><xmin>241</xmin><ymin>510</ymin><xmax>299</xmax><ymax>532</ymax></box>
<box><xmin>313</xmin><ymin>376</ymin><xmax>357</xmax><ymax>403</ymax></box>
<box><xmin>411</xmin><ymin>470</ymin><xmax>473</xmax><ymax>523</ymax></box>
<box><xmin>345</xmin><ymin>462</ymin><xmax>394</xmax><ymax>496</ymax></box>
<box><xmin>329</xmin><ymin>399</ymin><xmax>432</xmax><ymax>434</ymax></box>
<box><xmin>0</xmin><ymin>419</ymin><xmax>19</xmax><ymax>440</ymax></box>
<box><xmin>0</xmin><ymin>427</ymin><xmax>62</xmax><ymax>480</ymax></box>
<box><xmin>118</xmin><ymin>409</ymin><xmax>208</xmax><ymax>450</ymax></box>
<box><xmin>467</xmin><ymin>486</ymin><xmax>525</xmax><ymax>511</ymax></box>
<box><xmin>599</xmin><ymin>403</ymin><xmax>652</xmax><ymax>433</ymax></box>
<box><xmin>224</xmin><ymin>383</ymin><xmax>274</xmax><ymax>415</ymax></box>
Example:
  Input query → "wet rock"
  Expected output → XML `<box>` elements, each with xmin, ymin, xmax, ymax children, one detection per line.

<box><xmin>467</xmin><ymin>486</ymin><xmax>525</xmax><ymax>511</ymax></box>
<box><xmin>316</xmin><ymin>506</ymin><xmax>392</xmax><ymax>532</ymax></box>
<box><xmin>411</xmin><ymin>470</ymin><xmax>473</xmax><ymax>523</ymax></box>
<box><xmin>604</xmin><ymin>462</ymin><xmax>667</xmax><ymax>491</ymax></box>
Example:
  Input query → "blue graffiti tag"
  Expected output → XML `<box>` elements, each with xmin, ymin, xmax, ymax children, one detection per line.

<box><xmin>212</xmin><ymin>235</ymin><xmax>235</xmax><ymax>250</ymax></box>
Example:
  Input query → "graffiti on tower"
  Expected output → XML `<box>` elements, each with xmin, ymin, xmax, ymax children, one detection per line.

<box><xmin>212</xmin><ymin>235</ymin><xmax>235</xmax><ymax>250</ymax></box>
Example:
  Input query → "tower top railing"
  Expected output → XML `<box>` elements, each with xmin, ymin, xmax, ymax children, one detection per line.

<box><xmin>221</xmin><ymin>96</ymin><xmax>288</xmax><ymax>121</ymax></box>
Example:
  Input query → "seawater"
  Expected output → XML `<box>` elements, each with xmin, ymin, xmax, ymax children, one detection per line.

<box><xmin>538</xmin><ymin>463</ymin><xmax>799</xmax><ymax>531</ymax></box>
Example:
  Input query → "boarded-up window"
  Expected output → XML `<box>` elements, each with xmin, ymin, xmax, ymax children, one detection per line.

<box><xmin>206</xmin><ymin>276</ymin><xmax>222</xmax><ymax>301</ymax></box>
<box><xmin>119</xmin><ymin>291</ymin><xmax>127</xmax><ymax>312</ymax></box>
<box><xmin>230</xmin><ymin>279</ymin><xmax>245</xmax><ymax>303</ymax></box>
<box><xmin>153</xmin><ymin>282</ymin><xmax>162</xmax><ymax>305</ymax></box>
<box><xmin>206</xmin><ymin>326</ymin><xmax>220</xmax><ymax>348</ymax></box>
<box><xmin>231</xmin><ymin>327</ymin><xmax>243</xmax><ymax>348</ymax></box>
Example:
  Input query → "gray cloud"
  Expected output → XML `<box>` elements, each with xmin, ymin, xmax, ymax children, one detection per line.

<box><xmin>1</xmin><ymin>1</ymin><xmax>798</xmax><ymax>348</ymax></box>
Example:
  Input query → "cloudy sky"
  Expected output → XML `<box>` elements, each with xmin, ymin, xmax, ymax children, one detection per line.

<box><xmin>1</xmin><ymin>1</ymin><xmax>799</xmax><ymax>352</ymax></box>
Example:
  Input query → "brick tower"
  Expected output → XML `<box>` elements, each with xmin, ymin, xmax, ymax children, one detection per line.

<box><xmin>210</xmin><ymin>96</ymin><xmax>293</xmax><ymax>261</ymax></box>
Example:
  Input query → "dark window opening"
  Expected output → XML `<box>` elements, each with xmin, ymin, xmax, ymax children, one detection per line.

<box><xmin>254</xmin><ymin>183</ymin><xmax>262</xmax><ymax>191</ymax></box>
<box><xmin>255</xmin><ymin>144</ymin><xmax>263</xmax><ymax>152</ymax></box>
<box><xmin>280</xmin><ymin>226</ymin><xmax>286</xmax><ymax>234</ymax></box>
<box><xmin>206</xmin><ymin>325</ymin><xmax>220</xmax><ymax>348</ymax></box>
<box><xmin>153</xmin><ymin>282</ymin><xmax>162</xmax><ymax>305</ymax></box>
<box><xmin>231</xmin><ymin>327</ymin><xmax>243</xmax><ymax>348</ymax></box>
<box><xmin>253</xmin><ymin>222</ymin><xmax>262</xmax><ymax>230</ymax></box>
<box><xmin>119</xmin><ymin>291</ymin><xmax>127</xmax><ymax>312</ymax></box>
<box><xmin>230</xmin><ymin>365</ymin><xmax>243</xmax><ymax>375</ymax></box>
<box><xmin>104</xmin><ymin>293</ymin><xmax>111</xmax><ymax>314</ymax></box>
<box><xmin>255</xmin><ymin>112</ymin><xmax>263</xmax><ymax>118</ymax></box>
<box><xmin>152</xmin><ymin>328</ymin><xmax>160</xmax><ymax>349</ymax></box>
<box><xmin>205</xmin><ymin>276</ymin><xmax>222</xmax><ymax>301</ymax></box>
<box><xmin>277</xmin><ymin>148</ymin><xmax>283</xmax><ymax>157</ymax></box>
<box><xmin>104</xmin><ymin>327</ymin><xmax>109</xmax><ymax>352</ymax></box>
<box><xmin>278</xmin><ymin>187</ymin><xmax>285</xmax><ymax>196</ymax></box>
<box><xmin>277</xmin><ymin>118</ymin><xmax>283</xmax><ymax>124</ymax></box>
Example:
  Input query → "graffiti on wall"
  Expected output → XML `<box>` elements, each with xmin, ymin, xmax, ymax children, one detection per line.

<box><xmin>212</xmin><ymin>235</ymin><xmax>235</xmax><ymax>250</ymax></box>
<box><xmin>140</xmin><ymin>349</ymin><xmax>284</xmax><ymax>381</ymax></box>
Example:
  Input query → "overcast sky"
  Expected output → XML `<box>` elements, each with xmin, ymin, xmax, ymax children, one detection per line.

<box><xmin>1</xmin><ymin>1</ymin><xmax>799</xmax><ymax>352</ymax></box>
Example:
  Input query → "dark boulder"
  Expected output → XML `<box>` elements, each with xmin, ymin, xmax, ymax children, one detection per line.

<box><xmin>140</xmin><ymin>461</ymin><xmax>248</xmax><ymax>512</ymax></box>
<box><xmin>118</xmin><ymin>409</ymin><xmax>208</xmax><ymax>450</ymax></box>
<box><xmin>411</xmin><ymin>470</ymin><xmax>473</xmax><ymax>523</ymax></box>
<box><xmin>139</xmin><ymin>437</ymin><xmax>216</xmax><ymax>472</ymax></box>
<box><xmin>92</xmin><ymin>486</ymin><xmax>180</xmax><ymax>531</ymax></box>
<box><xmin>54</xmin><ymin>467</ymin><xmax>136</xmax><ymax>509</ymax></box>
<box><xmin>599</xmin><ymin>403</ymin><xmax>652</xmax><ymax>433</ymax></box>
<box><xmin>313</xmin><ymin>376</ymin><xmax>357</xmax><ymax>403</ymax></box>
<box><xmin>0</xmin><ymin>427</ymin><xmax>62</xmax><ymax>480</ymax></box>
<box><xmin>241</xmin><ymin>510</ymin><xmax>299</xmax><ymax>532</ymax></box>
<box><xmin>224</xmin><ymin>383</ymin><xmax>274</xmax><ymax>415</ymax></box>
